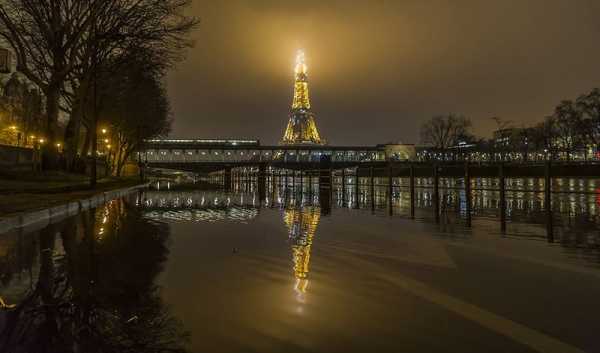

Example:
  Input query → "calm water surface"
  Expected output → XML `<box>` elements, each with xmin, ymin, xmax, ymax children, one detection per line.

<box><xmin>1</xmin><ymin>178</ymin><xmax>600</xmax><ymax>352</ymax></box>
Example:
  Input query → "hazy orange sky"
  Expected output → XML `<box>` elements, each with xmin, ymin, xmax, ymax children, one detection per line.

<box><xmin>167</xmin><ymin>0</ymin><xmax>600</xmax><ymax>145</ymax></box>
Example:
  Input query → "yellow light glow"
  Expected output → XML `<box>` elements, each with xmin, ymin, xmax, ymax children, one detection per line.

<box><xmin>104</xmin><ymin>139</ymin><xmax>109</xmax><ymax>143</ymax></box>
<box><xmin>101</xmin><ymin>128</ymin><xmax>107</xmax><ymax>134</ymax></box>
<box><xmin>8</xmin><ymin>125</ymin><xmax>17</xmax><ymax>130</ymax></box>
<box><xmin>39</xmin><ymin>139</ymin><xmax>45</xmax><ymax>144</ymax></box>
<box><xmin>294</xmin><ymin>50</ymin><xmax>307</xmax><ymax>75</ymax></box>
<box><xmin>30</xmin><ymin>135</ymin><xmax>35</xmax><ymax>139</ymax></box>
<box><xmin>107</xmin><ymin>145</ymin><xmax>111</xmax><ymax>149</ymax></box>
<box><xmin>56</xmin><ymin>143</ymin><xmax>61</xmax><ymax>147</ymax></box>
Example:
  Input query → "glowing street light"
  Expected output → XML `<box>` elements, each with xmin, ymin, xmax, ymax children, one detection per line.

<box><xmin>39</xmin><ymin>138</ymin><xmax>45</xmax><ymax>144</ymax></box>
<box><xmin>104</xmin><ymin>139</ymin><xmax>109</xmax><ymax>143</ymax></box>
<box><xmin>101</xmin><ymin>128</ymin><xmax>107</xmax><ymax>134</ymax></box>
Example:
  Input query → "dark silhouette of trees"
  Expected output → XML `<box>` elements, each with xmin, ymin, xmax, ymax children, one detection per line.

<box><xmin>99</xmin><ymin>51</ymin><xmax>172</xmax><ymax>176</ymax></box>
<box><xmin>577</xmin><ymin>88</ymin><xmax>600</xmax><ymax>153</ymax></box>
<box><xmin>0</xmin><ymin>199</ymin><xmax>189</xmax><ymax>353</ymax></box>
<box><xmin>420</xmin><ymin>114</ymin><xmax>473</xmax><ymax>150</ymax></box>
<box><xmin>0</xmin><ymin>0</ymin><xmax>197</xmax><ymax>170</ymax></box>
<box><xmin>416</xmin><ymin>88</ymin><xmax>600</xmax><ymax>162</ymax></box>
<box><xmin>553</xmin><ymin>100</ymin><xmax>584</xmax><ymax>160</ymax></box>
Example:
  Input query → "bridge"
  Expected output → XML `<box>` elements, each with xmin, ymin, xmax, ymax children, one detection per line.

<box><xmin>139</xmin><ymin>138</ymin><xmax>415</xmax><ymax>173</ymax></box>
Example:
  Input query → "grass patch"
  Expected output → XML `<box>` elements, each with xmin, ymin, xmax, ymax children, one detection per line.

<box><xmin>0</xmin><ymin>172</ymin><xmax>143</xmax><ymax>216</ymax></box>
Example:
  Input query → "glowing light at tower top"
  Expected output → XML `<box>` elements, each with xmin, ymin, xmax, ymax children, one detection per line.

<box><xmin>295</xmin><ymin>50</ymin><xmax>307</xmax><ymax>75</ymax></box>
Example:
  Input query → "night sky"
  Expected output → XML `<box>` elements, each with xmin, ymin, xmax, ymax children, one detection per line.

<box><xmin>167</xmin><ymin>0</ymin><xmax>600</xmax><ymax>146</ymax></box>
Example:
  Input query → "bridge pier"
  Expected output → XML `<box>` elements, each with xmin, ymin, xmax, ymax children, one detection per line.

<box><xmin>224</xmin><ymin>167</ymin><xmax>232</xmax><ymax>191</ymax></box>
<box><xmin>319</xmin><ymin>155</ymin><xmax>332</xmax><ymax>203</ymax></box>
<box><xmin>370</xmin><ymin>166</ymin><xmax>375</xmax><ymax>212</ymax></box>
<box><xmin>387</xmin><ymin>164</ymin><xmax>393</xmax><ymax>216</ymax></box>
<box><xmin>464</xmin><ymin>162</ymin><xmax>471</xmax><ymax>226</ymax></box>
<box><xmin>292</xmin><ymin>170</ymin><xmax>296</xmax><ymax>190</ymax></box>
<box><xmin>499</xmin><ymin>163</ymin><xmax>506</xmax><ymax>234</ymax></box>
<box><xmin>433</xmin><ymin>164</ymin><xmax>440</xmax><ymax>223</ymax></box>
<box><xmin>410</xmin><ymin>164</ymin><xmax>415</xmax><ymax>219</ymax></box>
<box><xmin>258</xmin><ymin>164</ymin><xmax>266</xmax><ymax>202</ymax></box>
<box><xmin>545</xmin><ymin>161</ymin><xmax>553</xmax><ymax>242</ymax></box>
<box><xmin>341</xmin><ymin>169</ymin><xmax>346</xmax><ymax>205</ymax></box>
<box><xmin>354</xmin><ymin>168</ymin><xmax>360</xmax><ymax>209</ymax></box>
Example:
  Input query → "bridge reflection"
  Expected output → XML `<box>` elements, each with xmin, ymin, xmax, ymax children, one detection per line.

<box><xmin>138</xmin><ymin>190</ymin><xmax>261</xmax><ymax>223</ymax></box>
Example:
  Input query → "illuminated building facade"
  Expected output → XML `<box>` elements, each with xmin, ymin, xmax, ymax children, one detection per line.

<box><xmin>281</xmin><ymin>50</ymin><xmax>325</xmax><ymax>145</ymax></box>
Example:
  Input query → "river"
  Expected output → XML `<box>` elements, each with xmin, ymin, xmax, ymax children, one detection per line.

<box><xmin>1</xmin><ymin>178</ymin><xmax>599</xmax><ymax>352</ymax></box>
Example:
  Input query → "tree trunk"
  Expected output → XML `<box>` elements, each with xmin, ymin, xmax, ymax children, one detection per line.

<box><xmin>80</xmin><ymin>126</ymin><xmax>92</xmax><ymax>171</ymax></box>
<box><xmin>64</xmin><ymin>109</ymin><xmax>82</xmax><ymax>171</ymax></box>
<box><xmin>64</xmin><ymin>83</ymin><xmax>89</xmax><ymax>171</ymax></box>
<box><xmin>42</xmin><ymin>83</ymin><xmax>60</xmax><ymax>170</ymax></box>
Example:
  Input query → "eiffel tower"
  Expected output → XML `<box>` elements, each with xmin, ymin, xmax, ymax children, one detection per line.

<box><xmin>280</xmin><ymin>50</ymin><xmax>325</xmax><ymax>145</ymax></box>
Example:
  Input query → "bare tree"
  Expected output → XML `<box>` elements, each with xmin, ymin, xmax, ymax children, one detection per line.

<box><xmin>553</xmin><ymin>100</ymin><xmax>583</xmax><ymax>160</ymax></box>
<box><xmin>420</xmin><ymin>114</ymin><xmax>473</xmax><ymax>150</ymax></box>
<box><xmin>98</xmin><ymin>51</ymin><xmax>172</xmax><ymax>176</ymax></box>
<box><xmin>0</xmin><ymin>0</ymin><xmax>197</xmax><ymax>170</ymax></box>
<box><xmin>576</xmin><ymin>88</ymin><xmax>600</xmax><ymax>152</ymax></box>
<box><xmin>62</xmin><ymin>0</ymin><xmax>197</xmax><ymax>171</ymax></box>
<box><xmin>0</xmin><ymin>1</ymin><xmax>102</xmax><ymax>167</ymax></box>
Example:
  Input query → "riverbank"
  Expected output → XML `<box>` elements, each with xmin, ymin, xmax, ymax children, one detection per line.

<box><xmin>0</xmin><ymin>172</ymin><xmax>148</xmax><ymax>233</ymax></box>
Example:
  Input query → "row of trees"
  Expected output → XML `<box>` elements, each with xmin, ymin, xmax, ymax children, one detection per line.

<box><xmin>0</xmin><ymin>0</ymin><xmax>198</xmax><ymax>176</ymax></box>
<box><xmin>420</xmin><ymin>88</ymin><xmax>600</xmax><ymax>162</ymax></box>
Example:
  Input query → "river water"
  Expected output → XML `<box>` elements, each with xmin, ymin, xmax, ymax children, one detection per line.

<box><xmin>1</xmin><ymin>178</ymin><xmax>600</xmax><ymax>353</ymax></box>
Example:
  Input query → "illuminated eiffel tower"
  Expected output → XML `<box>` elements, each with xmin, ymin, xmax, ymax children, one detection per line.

<box><xmin>280</xmin><ymin>50</ymin><xmax>325</xmax><ymax>145</ymax></box>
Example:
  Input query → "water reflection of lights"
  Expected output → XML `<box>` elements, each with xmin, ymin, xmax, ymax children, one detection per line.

<box><xmin>140</xmin><ymin>191</ymin><xmax>260</xmax><ymax>223</ymax></box>
<box><xmin>284</xmin><ymin>207</ymin><xmax>320</xmax><ymax>307</ymax></box>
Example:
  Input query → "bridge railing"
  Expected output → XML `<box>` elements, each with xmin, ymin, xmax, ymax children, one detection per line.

<box><xmin>139</xmin><ymin>148</ymin><xmax>388</xmax><ymax>164</ymax></box>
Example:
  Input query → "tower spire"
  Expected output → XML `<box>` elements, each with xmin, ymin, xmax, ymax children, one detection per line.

<box><xmin>281</xmin><ymin>50</ymin><xmax>325</xmax><ymax>145</ymax></box>
<box><xmin>291</xmin><ymin>50</ymin><xmax>310</xmax><ymax>110</ymax></box>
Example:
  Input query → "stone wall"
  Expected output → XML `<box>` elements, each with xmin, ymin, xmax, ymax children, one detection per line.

<box><xmin>0</xmin><ymin>144</ymin><xmax>33</xmax><ymax>170</ymax></box>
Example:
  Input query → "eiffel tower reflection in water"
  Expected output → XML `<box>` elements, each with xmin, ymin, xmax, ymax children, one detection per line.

<box><xmin>284</xmin><ymin>206</ymin><xmax>321</xmax><ymax>305</ymax></box>
<box><xmin>138</xmin><ymin>180</ymin><xmax>332</xmax><ymax>310</ymax></box>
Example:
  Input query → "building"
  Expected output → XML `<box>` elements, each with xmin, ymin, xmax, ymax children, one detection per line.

<box><xmin>380</xmin><ymin>143</ymin><xmax>416</xmax><ymax>160</ymax></box>
<box><xmin>493</xmin><ymin>127</ymin><xmax>527</xmax><ymax>148</ymax></box>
